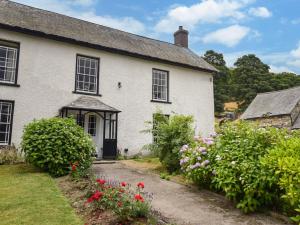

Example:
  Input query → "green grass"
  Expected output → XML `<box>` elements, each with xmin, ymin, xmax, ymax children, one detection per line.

<box><xmin>0</xmin><ymin>164</ymin><xmax>82</xmax><ymax>225</ymax></box>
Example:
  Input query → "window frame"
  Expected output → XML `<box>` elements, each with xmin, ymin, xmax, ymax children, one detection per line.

<box><xmin>152</xmin><ymin>113</ymin><xmax>169</xmax><ymax>143</ymax></box>
<box><xmin>88</xmin><ymin>114</ymin><xmax>97</xmax><ymax>137</ymax></box>
<box><xmin>0</xmin><ymin>100</ymin><xmax>15</xmax><ymax>146</ymax></box>
<box><xmin>0</xmin><ymin>39</ymin><xmax>20</xmax><ymax>87</ymax></box>
<box><xmin>151</xmin><ymin>68</ymin><xmax>171</xmax><ymax>104</ymax></box>
<box><xmin>74</xmin><ymin>54</ymin><xmax>101</xmax><ymax>96</ymax></box>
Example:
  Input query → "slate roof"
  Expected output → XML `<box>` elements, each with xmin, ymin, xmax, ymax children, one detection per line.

<box><xmin>64</xmin><ymin>96</ymin><xmax>121</xmax><ymax>112</ymax></box>
<box><xmin>241</xmin><ymin>86</ymin><xmax>300</xmax><ymax>119</ymax></box>
<box><xmin>293</xmin><ymin>116</ymin><xmax>300</xmax><ymax>129</ymax></box>
<box><xmin>0</xmin><ymin>0</ymin><xmax>217</xmax><ymax>73</ymax></box>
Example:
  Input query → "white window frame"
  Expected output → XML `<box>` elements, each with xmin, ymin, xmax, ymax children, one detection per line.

<box><xmin>152</xmin><ymin>69</ymin><xmax>169</xmax><ymax>102</ymax></box>
<box><xmin>0</xmin><ymin>40</ymin><xmax>19</xmax><ymax>85</ymax></box>
<box><xmin>0</xmin><ymin>100</ymin><xmax>14</xmax><ymax>145</ymax></box>
<box><xmin>75</xmin><ymin>55</ymin><xmax>99</xmax><ymax>95</ymax></box>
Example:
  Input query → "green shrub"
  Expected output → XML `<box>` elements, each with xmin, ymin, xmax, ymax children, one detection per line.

<box><xmin>21</xmin><ymin>117</ymin><xmax>95</xmax><ymax>177</ymax></box>
<box><xmin>210</xmin><ymin>122</ymin><xmax>284</xmax><ymax>213</ymax></box>
<box><xmin>148</xmin><ymin>114</ymin><xmax>194</xmax><ymax>173</ymax></box>
<box><xmin>0</xmin><ymin>145</ymin><xmax>23</xmax><ymax>165</ymax></box>
<box><xmin>261</xmin><ymin>136</ymin><xmax>300</xmax><ymax>220</ymax></box>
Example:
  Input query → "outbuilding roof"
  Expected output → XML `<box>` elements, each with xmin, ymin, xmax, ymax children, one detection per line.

<box><xmin>241</xmin><ymin>86</ymin><xmax>300</xmax><ymax>120</ymax></box>
<box><xmin>0</xmin><ymin>0</ymin><xmax>217</xmax><ymax>73</ymax></box>
<box><xmin>63</xmin><ymin>96</ymin><xmax>121</xmax><ymax>113</ymax></box>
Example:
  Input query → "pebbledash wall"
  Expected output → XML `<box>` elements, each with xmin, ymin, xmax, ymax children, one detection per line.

<box><xmin>0</xmin><ymin>29</ymin><xmax>215</xmax><ymax>155</ymax></box>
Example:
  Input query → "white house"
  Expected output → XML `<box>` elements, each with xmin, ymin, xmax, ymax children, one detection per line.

<box><xmin>0</xmin><ymin>0</ymin><xmax>216</xmax><ymax>159</ymax></box>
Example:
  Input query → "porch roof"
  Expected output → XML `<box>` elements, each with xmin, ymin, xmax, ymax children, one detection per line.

<box><xmin>63</xmin><ymin>96</ymin><xmax>121</xmax><ymax>113</ymax></box>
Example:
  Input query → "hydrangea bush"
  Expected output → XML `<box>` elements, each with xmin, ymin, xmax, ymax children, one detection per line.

<box><xmin>179</xmin><ymin>136</ymin><xmax>216</xmax><ymax>187</ymax></box>
<box><xmin>180</xmin><ymin>122</ymin><xmax>291</xmax><ymax>213</ymax></box>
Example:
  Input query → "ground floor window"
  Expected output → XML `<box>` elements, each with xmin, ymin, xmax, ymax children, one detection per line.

<box><xmin>0</xmin><ymin>100</ymin><xmax>14</xmax><ymax>145</ymax></box>
<box><xmin>152</xmin><ymin>113</ymin><xmax>169</xmax><ymax>143</ymax></box>
<box><xmin>76</xmin><ymin>113</ymin><xmax>85</xmax><ymax>128</ymax></box>
<box><xmin>88</xmin><ymin>115</ymin><xmax>97</xmax><ymax>136</ymax></box>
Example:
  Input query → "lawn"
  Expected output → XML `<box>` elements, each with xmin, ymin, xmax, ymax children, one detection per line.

<box><xmin>0</xmin><ymin>164</ymin><xmax>82</xmax><ymax>225</ymax></box>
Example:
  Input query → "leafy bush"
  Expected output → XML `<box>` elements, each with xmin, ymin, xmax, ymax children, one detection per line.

<box><xmin>261</xmin><ymin>136</ymin><xmax>300</xmax><ymax>221</ymax></box>
<box><xmin>21</xmin><ymin>117</ymin><xmax>95</xmax><ymax>177</ymax></box>
<box><xmin>148</xmin><ymin>114</ymin><xmax>194</xmax><ymax>173</ymax></box>
<box><xmin>87</xmin><ymin>179</ymin><xmax>151</xmax><ymax>222</ymax></box>
<box><xmin>210</xmin><ymin>122</ymin><xmax>284</xmax><ymax>213</ymax></box>
<box><xmin>0</xmin><ymin>145</ymin><xmax>23</xmax><ymax>165</ymax></box>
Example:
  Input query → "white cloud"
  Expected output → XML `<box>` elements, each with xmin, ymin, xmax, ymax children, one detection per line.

<box><xmin>270</xmin><ymin>65</ymin><xmax>295</xmax><ymax>73</ymax></box>
<box><xmin>291</xmin><ymin>18</ymin><xmax>300</xmax><ymax>25</ymax></box>
<box><xmin>202</xmin><ymin>25</ymin><xmax>250</xmax><ymax>47</ymax></box>
<box><xmin>248</xmin><ymin>7</ymin><xmax>272</xmax><ymax>18</ymax></box>
<box><xmin>79</xmin><ymin>12</ymin><xmax>145</xmax><ymax>34</ymax></box>
<box><xmin>67</xmin><ymin>0</ymin><xmax>97</xmax><ymax>7</ymax></box>
<box><xmin>154</xmin><ymin>0</ymin><xmax>254</xmax><ymax>33</ymax></box>
<box><xmin>287</xmin><ymin>60</ymin><xmax>300</xmax><ymax>68</ymax></box>
<box><xmin>291</xmin><ymin>42</ymin><xmax>300</xmax><ymax>58</ymax></box>
<box><xmin>14</xmin><ymin>0</ymin><xmax>145</xmax><ymax>34</ymax></box>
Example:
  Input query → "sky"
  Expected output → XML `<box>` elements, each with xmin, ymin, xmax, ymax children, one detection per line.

<box><xmin>13</xmin><ymin>0</ymin><xmax>300</xmax><ymax>74</ymax></box>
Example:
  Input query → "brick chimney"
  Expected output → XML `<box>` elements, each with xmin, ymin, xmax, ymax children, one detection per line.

<box><xmin>174</xmin><ymin>26</ymin><xmax>189</xmax><ymax>48</ymax></box>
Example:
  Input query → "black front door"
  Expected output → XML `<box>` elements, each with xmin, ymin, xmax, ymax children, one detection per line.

<box><xmin>102</xmin><ymin>112</ymin><xmax>118</xmax><ymax>159</ymax></box>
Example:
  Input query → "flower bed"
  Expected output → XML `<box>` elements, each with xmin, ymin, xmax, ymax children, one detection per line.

<box><xmin>86</xmin><ymin>178</ymin><xmax>152</xmax><ymax>224</ymax></box>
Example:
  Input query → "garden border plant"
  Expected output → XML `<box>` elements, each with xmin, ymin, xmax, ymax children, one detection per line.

<box><xmin>21</xmin><ymin>117</ymin><xmax>95</xmax><ymax>177</ymax></box>
<box><xmin>180</xmin><ymin>121</ymin><xmax>300</xmax><ymax>223</ymax></box>
<box><xmin>86</xmin><ymin>177</ymin><xmax>152</xmax><ymax>223</ymax></box>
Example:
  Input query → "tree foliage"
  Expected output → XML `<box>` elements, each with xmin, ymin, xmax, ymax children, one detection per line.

<box><xmin>203</xmin><ymin>50</ymin><xmax>300</xmax><ymax>113</ymax></box>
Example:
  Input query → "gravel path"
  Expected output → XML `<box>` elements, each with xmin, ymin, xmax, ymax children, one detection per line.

<box><xmin>93</xmin><ymin>162</ymin><xmax>290</xmax><ymax>225</ymax></box>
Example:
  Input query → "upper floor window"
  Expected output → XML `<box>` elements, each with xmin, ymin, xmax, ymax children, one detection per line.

<box><xmin>75</xmin><ymin>55</ymin><xmax>99</xmax><ymax>95</ymax></box>
<box><xmin>0</xmin><ymin>100</ymin><xmax>14</xmax><ymax>145</ymax></box>
<box><xmin>0</xmin><ymin>40</ymin><xmax>19</xmax><ymax>85</ymax></box>
<box><xmin>152</xmin><ymin>69</ymin><xmax>169</xmax><ymax>102</ymax></box>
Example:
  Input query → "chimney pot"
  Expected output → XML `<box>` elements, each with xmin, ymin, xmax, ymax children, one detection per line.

<box><xmin>174</xmin><ymin>26</ymin><xmax>189</xmax><ymax>48</ymax></box>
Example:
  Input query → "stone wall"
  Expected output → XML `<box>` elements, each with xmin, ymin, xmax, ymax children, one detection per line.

<box><xmin>249</xmin><ymin>115</ymin><xmax>292</xmax><ymax>129</ymax></box>
<box><xmin>291</xmin><ymin>101</ymin><xmax>300</xmax><ymax>124</ymax></box>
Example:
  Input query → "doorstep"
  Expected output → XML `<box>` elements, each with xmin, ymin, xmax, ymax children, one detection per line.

<box><xmin>93</xmin><ymin>159</ymin><xmax>117</xmax><ymax>164</ymax></box>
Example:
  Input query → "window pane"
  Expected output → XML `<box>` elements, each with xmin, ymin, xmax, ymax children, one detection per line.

<box><xmin>0</xmin><ymin>101</ymin><xmax>13</xmax><ymax>145</ymax></box>
<box><xmin>76</xmin><ymin>56</ymin><xmax>98</xmax><ymax>93</ymax></box>
<box><xmin>88</xmin><ymin>115</ymin><xmax>97</xmax><ymax>136</ymax></box>
<box><xmin>0</xmin><ymin>44</ymin><xmax>18</xmax><ymax>84</ymax></box>
<box><xmin>152</xmin><ymin>70</ymin><xmax>168</xmax><ymax>101</ymax></box>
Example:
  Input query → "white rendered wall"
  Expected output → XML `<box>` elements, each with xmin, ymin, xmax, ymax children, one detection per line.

<box><xmin>0</xmin><ymin>29</ymin><xmax>215</xmax><ymax>155</ymax></box>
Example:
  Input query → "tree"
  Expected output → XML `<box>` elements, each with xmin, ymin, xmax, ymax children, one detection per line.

<box><xmin>232</xmin><ymin>54</ymin><xmax>274</xmax><ymax>110</ymax></box>
<box><xmin>204</xmin><ymin>50</ymin><xmax>232</xmax><ymax>113</ymax></box>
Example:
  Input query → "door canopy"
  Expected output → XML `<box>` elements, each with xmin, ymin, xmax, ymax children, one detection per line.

<box><xmin>61</xmin><ymin>96</ymin><xmax>121</xmax><ymax>113</ymax></box>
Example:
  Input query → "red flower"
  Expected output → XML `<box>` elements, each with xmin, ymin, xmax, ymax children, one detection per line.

<box><xmin>137</xmin><ymin>182</ymin><xmax>145</xmax><ymax>189</ymax></box>
<box><xmin>93</xmin><ymin>190</ymin><xmax>103</xmax><ymax>200</ymax></box>
<box><xmin>121</xmin><ymin>182</ymin><xmax>126</xmax><ymax>187</ymax></box>
<box><xmin>96</xmin><ymin>179</ymin><xmax>106</xmax><ymax>185</ymax></box>
<box><xmin>118</xmin><ymin>201</ymin><xmax>123</xmax><ymax>207</ymax></box>
<box><xmin>71</xmin><ymin>164</ymin><xmax>77</xmax><ymax>171</ymax></box>
<box><xmin>134</xmin><ymin>194</ymin><xmax>144</xmax><ymax>202</ymax></box>
<box><xmin>86</xmin><ymin>190</ymin><xmax>103</xmax><ymax>203</ymax></box>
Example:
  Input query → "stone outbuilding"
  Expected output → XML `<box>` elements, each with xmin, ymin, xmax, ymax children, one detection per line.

<box><xmin>241</xmin><ymin>86</ymin><xmax>300</xmax><ymax>129</ymax></box>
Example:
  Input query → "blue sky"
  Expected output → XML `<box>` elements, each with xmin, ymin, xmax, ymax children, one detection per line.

<box><xmin>14</xmin><ymin>0</ymin><xmax>300</xmax><ymax>74</ymax></box>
